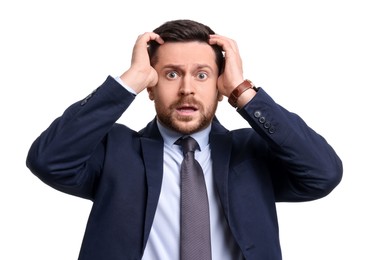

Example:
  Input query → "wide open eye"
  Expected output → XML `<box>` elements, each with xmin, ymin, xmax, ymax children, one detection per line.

<box><xmin>166</xmin><ymin>71</ymin><xmax>179</xmax><ymax>79</ymax></box>
<box><xmin>197</xmin><ymin>72</ymin><xmax>208</xmax><ymax>80</ymax></box>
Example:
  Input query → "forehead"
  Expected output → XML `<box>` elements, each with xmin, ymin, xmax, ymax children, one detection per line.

<box><xmin>155</xmin><ymin>41</ymin><xmax>217</xmax><ymax>67</ymax></box>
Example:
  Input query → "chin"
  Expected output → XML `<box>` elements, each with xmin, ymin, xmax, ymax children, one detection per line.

<box><xmin>157</xmin><ymin>112</ymin><xmax>212</xmax><ymax>134</ymax></box>
<box><xmin>172</xmin><ymin>119</ymin><xmax>209</xmax><ymax>135</ymax></box>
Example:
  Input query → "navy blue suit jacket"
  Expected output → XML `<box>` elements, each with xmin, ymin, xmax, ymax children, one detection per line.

<box><xmin>26</xmin><ymin>76</ymin><xmax>342</xmax><ymax>260</ymax></box>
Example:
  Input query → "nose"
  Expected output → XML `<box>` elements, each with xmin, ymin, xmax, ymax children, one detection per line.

<box><xmin>179</xmin><ymin>76</ymin><xmax>195</xmax><ymax>96</ymax></box>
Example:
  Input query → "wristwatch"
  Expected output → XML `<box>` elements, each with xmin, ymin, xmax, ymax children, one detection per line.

<box><xmin>228</xmin><ymin>79</ymin><xmax>258</xmax><ymax>108</ymax></box>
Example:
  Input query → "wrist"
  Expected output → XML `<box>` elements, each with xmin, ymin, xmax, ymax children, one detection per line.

<box><xmin>228</xmin><ymin>79</ymin><xmax>258</xmax><ymax>108</ymax></box>
<box><xmin>119</xmin><ymin>72</ymin><xmax>143</xmax><ymax>93</ymax></box>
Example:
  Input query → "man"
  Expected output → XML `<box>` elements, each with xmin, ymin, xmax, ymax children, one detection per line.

<box><xmin>26</xmin><ymin>19</ymin><xmax>343</xmax><ymax>260</ymax></box>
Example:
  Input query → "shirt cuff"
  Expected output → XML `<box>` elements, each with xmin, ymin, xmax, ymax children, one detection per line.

<box><xmin>114</xmin><ymin>76</ymin><xmax>137</xmax><ymax>95</ymax></box>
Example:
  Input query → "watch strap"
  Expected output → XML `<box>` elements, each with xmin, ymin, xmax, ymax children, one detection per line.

<box><xmin>228</xmin><ymin>79</ymin><xmax>256</xmax><ymax>108</ymax></box>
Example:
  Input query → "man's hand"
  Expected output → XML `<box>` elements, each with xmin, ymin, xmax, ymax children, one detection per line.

<box><xmin>209</xmin><ymin>34</ymin><xmax>256</xmax><ymax>107</ymax></box>
<box><xmin>120</xmin><ymin>32</ymin><xmax>164</xmax><ymax>94</ymax></box>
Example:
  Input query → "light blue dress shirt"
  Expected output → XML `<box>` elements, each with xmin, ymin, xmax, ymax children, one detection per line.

<box><xmin>142</xmin><ymin>121</ymin><xmax>242</xmax><ymax>260</ymax></box>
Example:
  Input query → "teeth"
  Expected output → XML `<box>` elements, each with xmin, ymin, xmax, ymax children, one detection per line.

<box><xmin>179</xmin><ymin>107</ymin><xmax>196</xmax><ymax>112</ymax></box>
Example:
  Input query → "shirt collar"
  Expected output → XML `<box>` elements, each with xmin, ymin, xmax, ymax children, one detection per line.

<box><xmin>156</xmin><ymin>119</ymin><xmax>211</xmax><ymax>150</ymax></box>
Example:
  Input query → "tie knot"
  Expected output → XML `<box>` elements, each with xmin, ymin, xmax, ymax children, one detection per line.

<box><xmin>176</xmin><ymin>136</ymin><xmax>199</xmax><ymax>155</ymax></box>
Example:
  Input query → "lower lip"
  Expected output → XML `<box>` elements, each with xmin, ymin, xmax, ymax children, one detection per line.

<box><xmin>176</xmin><ymin>109</ymin><xmax>198</xmax><ymax>116</ymax></box>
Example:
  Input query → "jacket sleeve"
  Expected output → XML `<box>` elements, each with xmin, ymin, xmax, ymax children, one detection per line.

<box><xmin>26</xmin><ymin>76</ymin><xmax>136</xmax><ymax>200</ymax></box>
<box><xmin>237</xmin><ymin>88</ymin><xmax>343</xmax><ymax>202</ymax></box>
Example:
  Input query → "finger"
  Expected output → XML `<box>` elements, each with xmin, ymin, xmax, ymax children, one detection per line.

<box><xmin>137</xmin><ymin>32</ymin><xmax>164</xmax><ymax>45</ymax></box>
<box><xmin>209</xmin><ymin>34</ymin><xmax>239</xmax><ymax>54</ymax></box>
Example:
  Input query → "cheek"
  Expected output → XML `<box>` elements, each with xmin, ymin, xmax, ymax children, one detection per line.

<box><xmin>152</xmin><ymin>90</ymin><xmax>172</xmax><ymax>108</ymax></box>
<box><xmin>148</xmin><ymin>85</ymin><xmax>167</xmax><ymax>101</ymax></box>
<box><xmin>202</xmin><ymin>90</ymin><xmax>220</xmax><ymax>103</ymax></box>
<box><xmin>155</xmin><ymin>86</ymin><xmax>178</xmax><ymax>101</ymax></box>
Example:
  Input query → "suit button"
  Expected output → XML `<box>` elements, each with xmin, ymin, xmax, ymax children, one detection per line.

<box><xmin>259</xmin><ymin>116</ymin><xmax>266</xmax><ymax>123</ymax></box>
<box><xmin>264</xmin><ymin>121</ymin><xmax>271</xmax><ymax>129</ymax></box>
<box><xmin>269</xmin><ymin>126</ymin><xmax>275</xmax><ymax>134</ymax></box>
<box><xmin>254</xmin><ymin>111</ymin><xmax>261</xmax><ymax>118</ymax></box>
<box><xmin>80</xmin><ymin>91</ymin><xmax>95</xmax><ymax>106</ymax></box>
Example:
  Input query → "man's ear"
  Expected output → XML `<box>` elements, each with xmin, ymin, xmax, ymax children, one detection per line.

<box><xmin>147</xmin><ymin>87</ymin><xmax>155</xmax><ymax>100</ymax></box>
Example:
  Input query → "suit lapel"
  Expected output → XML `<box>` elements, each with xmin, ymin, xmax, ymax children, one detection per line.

<box><xmin>139</xmin><ymin>117</ymin><xmax>233</xmax><ymax>248</ymax></box>
<box><xmin>139</xmin><ymin>119</ymin><xmax>164</xmax><ymax>248</ymax></box>
<box><xmin>209</xmin><ymin>120</ymin><xmax>232</xmax><ymax>218</ymax></box>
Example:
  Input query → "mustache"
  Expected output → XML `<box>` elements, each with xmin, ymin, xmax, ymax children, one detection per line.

<box><xmin>170</xmin><ymin>97</ymin><xmax>203</xmax><ymax>108</ymax></box>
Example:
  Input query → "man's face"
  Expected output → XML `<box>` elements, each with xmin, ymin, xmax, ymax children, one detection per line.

<box><xmin>148</xmin><ymin>41</ymin><xmax>222</xmax><ymax>134</ymax></box>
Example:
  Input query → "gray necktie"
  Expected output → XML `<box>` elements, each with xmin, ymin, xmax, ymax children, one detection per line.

<box><xmin>176</xmin><ymin>136</ymin><xmax>212</xmax><ymax>260</ymax></box>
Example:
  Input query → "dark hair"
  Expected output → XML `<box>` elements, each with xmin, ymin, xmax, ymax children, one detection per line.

<box><xmin>148</xmin><ymin>19</ymin><xmax>224</xmax><ymax>75</ymax></box>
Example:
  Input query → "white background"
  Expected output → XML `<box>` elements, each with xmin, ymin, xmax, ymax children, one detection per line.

<box><xmin>1</xmin><ymin>0</ymin><xmax>367</xmax><ymax>259</ymax></box>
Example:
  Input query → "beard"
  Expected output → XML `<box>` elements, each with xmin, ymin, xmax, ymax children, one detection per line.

<box><xmin>155</xmin><ymin>96</ymin><xmax>218</xmax><ymax>135</ymax></box>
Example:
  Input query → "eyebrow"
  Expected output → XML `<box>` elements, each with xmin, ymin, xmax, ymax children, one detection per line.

<box><xmin>161</xmin><ymin>63</ymin><xmax>215</xmax><ymax>72</ymax></box>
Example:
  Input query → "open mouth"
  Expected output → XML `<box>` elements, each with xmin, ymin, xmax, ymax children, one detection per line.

<box><xmin>176</xmin><ymin>105</ymin><xmax>198</xmax><ymax>114</ymax></box>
